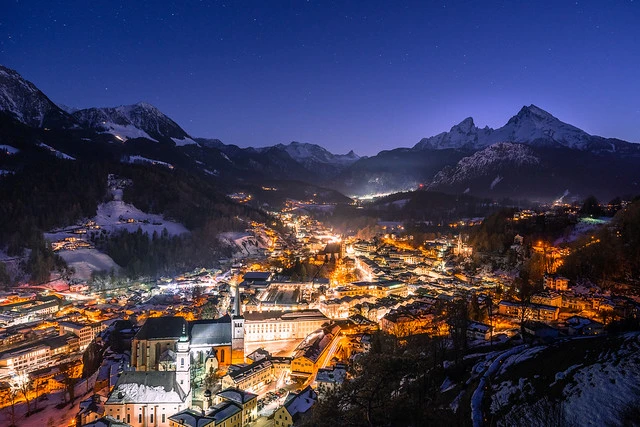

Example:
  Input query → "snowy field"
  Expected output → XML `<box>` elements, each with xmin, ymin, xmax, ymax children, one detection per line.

<box><xmin>219</xmin><ymin>231</ymin><xmax>269</xmax><ymax>258</ymax></box>
<box><xmin>562</xmin><ymin>333</ymin><xmax>640</xmax><ymax>426</ymax></box>
<box><xmin>0</xmin><ymin>144</ymin><xmax>19</xmax><ymax>154</ymax></box>
<box><xmin>57</xmin><ymin>248</ymin><xmax>121</xmax><ymax>280</ymax></box>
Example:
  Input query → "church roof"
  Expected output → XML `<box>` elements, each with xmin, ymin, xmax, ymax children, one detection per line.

<box><xmin>106</xmin><ymin>371</ymin><xmax>187</xmax><ymax>404</ymax></box>
<box><xmin>189</xmin><ymin>315</ymin><xmax>232</xmax><ymax>346</ymax></box>
<box><xmin>134</xmin><ymin>316</ymin><xmax>188</xmax><ymax>341</ymax></box>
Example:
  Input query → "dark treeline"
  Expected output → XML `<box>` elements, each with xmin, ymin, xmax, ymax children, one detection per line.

<box><xmin>0</xmin><ymin>159</ymin><xmax>108</xmax><ymax>254</ymax></box>
<box><xmin>560</xmin><ymin>198</ymin><xmax>640</xmax><ymax>286</ymax></box>
<box><xmin>0</xmin><ymin>156</ymin><xmax>271</xmax><ymax>281</ymax></box>
<box><xmin>0</xmin><ymin>159</ymin><xmax>108</xmax><ymax>283</ymax></box>
<box><xmin>120</xmin><ymin>164</ymin><xmax>266</xmax><ymax>230</ymax></box>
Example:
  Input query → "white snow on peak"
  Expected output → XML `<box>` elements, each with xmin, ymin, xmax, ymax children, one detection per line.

<box><xmin>416</xmin><ymin>105</ymin><xmax>593</xmax><ymax>151</ymax></box>
<box><xmin>277</xmin><ymin>141</ymin><xmax>360</xmax><ymax>165</ymax></box>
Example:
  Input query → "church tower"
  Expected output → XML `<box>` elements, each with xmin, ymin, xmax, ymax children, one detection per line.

<box><xmin>176</xmin><ymin>322</ymin><xmax>191</xmax><ymax>396</ymax></box>
<box><xmin>231</xmin><ymin>283</ymin><xmax>245</xmax><ymax>364</ymax></box>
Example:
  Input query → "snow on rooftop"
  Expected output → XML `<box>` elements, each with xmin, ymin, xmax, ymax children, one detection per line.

<box><xmin>111</xmin><ymin>382</ymin><xmax>183</xmax><ymax>403</ymax></box>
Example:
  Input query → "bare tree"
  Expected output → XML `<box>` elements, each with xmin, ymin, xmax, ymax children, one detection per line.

<box><xmin>12</xmin><ymin>372</ymin><xmax>32</xmax><ymax>415</ymax></box>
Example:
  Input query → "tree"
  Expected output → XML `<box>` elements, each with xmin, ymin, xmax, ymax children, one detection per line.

<box><xmin>200</xmin><ymin>300</ymin><xmax>219</xmax><ymax>320</ymax></box>
<box><xmin>12</xmin><ymin>372</ymin><xmax>32</xmax><ymax>415</ymax></box>
<box><xmin>0</xmin><ymin>385</ymin><xmax>19</xmax><ymax>427</ymax></box>
<box><xmin>446</xmin><ymin>297</ymin><xmax>469</xmax><ymax>363</ymax></box>
<box><xmin>32</xmin><ymin>376</ymin><xmax>50</xmax><ymax>411</ymax></box>
<box><xmin>59</xmin><ymin>362</ymin><xmax>81</xmax><ymax>403</ymax></box>
<box><xmin>581</xmin><ymin>195</ymin><xmax>604</xmax><ymax>217</ymax></box>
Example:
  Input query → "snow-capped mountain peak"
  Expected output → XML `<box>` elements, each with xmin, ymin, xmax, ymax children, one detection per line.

<box><xmin>72</xmin><ymin>102</ymin><xmax>194</xmax><ymax>143</ymax></box>
<box><xmin>0</xmin><ymin>64</ymin><xmax>72</xmax><ymax>128</ymax></box>
<box><xmin>275</xmin><ymin>141</ymin><xmax>360</xmax><ymax>165</ymax></box>
<box><xmin>415</xmin><ymin>104</ymin><xmax>596</xmax><ymax>151</ymax></box>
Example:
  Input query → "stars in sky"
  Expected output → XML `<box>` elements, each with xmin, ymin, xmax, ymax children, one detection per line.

<box><xmin>1</xmin><ymin>0</ymin><xmax>639</xmax><ymax>155</ymax></box>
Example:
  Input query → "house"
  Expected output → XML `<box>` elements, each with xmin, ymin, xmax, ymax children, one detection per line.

<box><xmin>168</xmin><ymin>409</ymin><xmax>216</xmax><ymax>427</ymax></box>
<box><xmin>221</xmin><ymin>359</ymin><xmax>274</xmax><ymax>392</ymax></box>
<box><xmin>83</xmin><ymin>416</ymin><xmax>130</xmax><ymax>427</ymax></box>
<box><xmin>291</xmin><ymin>325</ymin><xmax>340</xmax><ymax>377</ymax></box>
<box><xmin>523</xmin><ymin>321</ymin><xmax>559</xmax><ymax>340</ymax></box>
<box><xmin>315</xmin><ymin>364</ymin><xmax>347</xmax><ymax>398</ymax></box>
<box><xmin>466</xmin><ymin>321</ymin><xmax>492</xmax><ymax>341</ymax></box>
<box><xmin>274</xmin><ymin>386</ymin><xmax>318</xmax><ymax>427</ymax></box>
<box><xmin>565</xmin><ymin>316</ymin><xmax>604</xmax><ymax>336</ymax></box>
<box><xmin>531</xmin><ymin>291</ymin><xmax>562</xmax><ymax>308</ymax></box>
<box><xmin>60</xmin><ymin>321</ymin><xmax>105</xmax><ymax>351</ymax></box>
<box><xmin>214</xmin><ymin>388</ymin><xmax>258</xmax><ymax>425</ymax></box>
<box><xmin>498</xmin><ymin>300</ymin><xmax>560</xmax><ymax>322</ymax></box>
<box><xmin>543</xmin><ymin>275</ymin><xmax>569</xmax><ymax>291</ymax></box>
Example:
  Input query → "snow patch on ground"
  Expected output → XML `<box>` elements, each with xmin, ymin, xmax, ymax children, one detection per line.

<box><xmin>125</xmin><ymin>155</ymin><xmax>174</xmax><ymax>169</ymax></box>
<box><xmin>440</xmin><ymin>376</ymin><xmax>456</xmax><ymax>393</ymax></box>
<box><xmin>490</xmin><ymin>175</ymin><xmax>503</xmax><ymax>190</ymax></box>
<box><xmin>171</xmin><ymin>136</ymin><xmax>197</xmax><ymax>146</ymax></box>
<box><xmin>497</xmin><ymin>345</ymin><xmax>546</xmax><ymax>376</ymax></box>
<box><xmin>562</xmin><ymin>333</ymin><xmax>640</xmax><ymax>426</ymax></box>
<box><xmin>57</xmin><ymin>248</ymin><xmax>121</xmax><ymax>280</ymax></box>
<box><xmin>219</xmin><ymin>231</ymin><xmax>269</xmax><ymax>258</ymax></box>
<box><xmin>554</xmin><ymin>217</ymin><xmax>611</xmax><ymax>245</ymax></box>
<box><xmin>93</xmin><ymin>200</ymin><xmax>188</xmax><ymax>236</ymax></box>
<box><xmin>38</xmin><ymin>142</ymin><xmax>75</xmax><ymax>160</ymax></box>
<box><xmin>100</xmin><ymin>122</ymin><xmax>158</xmax><ymax>141</ymax></box>
<box><xmin>0</xmin><ymin>144</ymin><xmax>19</xmax><ymax>154</ymax></box>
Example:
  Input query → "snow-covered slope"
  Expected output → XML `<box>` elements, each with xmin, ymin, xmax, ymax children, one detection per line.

<box><xmin>416</xmin><ymin>105</ymin><xmax>603</xmax><ymax>151</ymax></box>
<box><xmin>72</xmin><ymin>102</ymin><xmax>191</xmax><ymax>142</ymax></box>
<box><xmin>0</xmin><ymin>64</ymin><xmax>72</xmax><ymax>127</ymax></box>
<box><xmin>274</xmin><ymin>141</ymin><xmax>361</xmax><ymax>165</ymax></box>
<box><xmin>428</xmin><ymin>142</ymin><xmax>539</xmax><ymax>187</ymax></box>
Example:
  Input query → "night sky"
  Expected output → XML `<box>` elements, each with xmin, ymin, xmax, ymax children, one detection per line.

<box><xmin>1</xmin><ymin>0</ymin><xmax>639</xmax><ymax>155</ymax></box>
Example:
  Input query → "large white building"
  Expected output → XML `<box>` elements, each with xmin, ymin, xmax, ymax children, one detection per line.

<box><xmin>243</xmin><ymin>309</ymin><xmax>329</xmax><ymax>344</ymax></box>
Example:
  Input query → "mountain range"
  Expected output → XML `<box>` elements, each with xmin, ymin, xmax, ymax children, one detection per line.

<box><xmin>1</xmin><ymin>64</ymin><xmax>639</xmax><ymax>203</ymax></box>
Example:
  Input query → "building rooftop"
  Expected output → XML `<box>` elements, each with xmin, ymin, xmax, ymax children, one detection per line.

<box><xmin>283</xmin><ymin>385</ymin><xmax>317</xmax><ymax>417</ymax></box>
<box><xmin>134</xmin><ymin>316</ymin><xmax>188</xmax><ymax>341</ymax></box>
<box><xmin>106</xmin><ymin>371</ymin><xmax>187</xmax><ymax>404</ymax></box>
<box><xmin>243</xmin><ymin>309</ymin><xmax>328</xmax><ymax>323</ymax></box>
<box><xmin>168</xmin><ymin>409</ymin><xmax>216</xmax><ymax>427</ymax></box>
<box><xmin>207</xmin><ymin>401</ymin><xmax>242</xmax><ymax>422</ymax></box>
<box><xmin>189</xmin><ymin>316</ymin><xmax>232</xmax><ymax>346</ymax></box>
<box><xmin>217</xmin><ymin>387</ymin><xmax>258</xmax><ymax>404</ymax></box>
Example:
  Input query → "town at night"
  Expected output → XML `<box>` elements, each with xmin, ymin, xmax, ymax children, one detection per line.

<box><xmin>1</xmin><ymin>1</ymin><xmax>639</xmax><ymax>426</ymax></box>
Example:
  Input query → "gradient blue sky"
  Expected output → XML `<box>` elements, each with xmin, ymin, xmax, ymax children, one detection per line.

<box><xmin>1</xmin><ymin>0</ymin><xmax>638</xmax><ymax>155</ymax></box>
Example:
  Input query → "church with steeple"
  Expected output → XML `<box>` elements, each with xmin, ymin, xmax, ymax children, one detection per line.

<box><xmin>100</xmin><ymin>301</ymin><xmax>247</xmax><ymax>425</ymax></box>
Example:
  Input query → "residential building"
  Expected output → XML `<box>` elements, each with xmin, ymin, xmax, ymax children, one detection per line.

<box><xmin>273</xmin><ymin>386</ymin><xmax>317</xmax><ymax>427</ymax></box>
<box><xmin>291</xmin><ymin>324</ymin><xmax>340</xmax><ymax>376</ymax></box>
<box><xmin>60</xmin><ymin>321</ymin><xmax>105</xmax><ymax>351</ymax></box>
<box><xmin>498</xmin><ymin>300</ymin><xmax>560</xmax><ymax>322</ymax></box>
